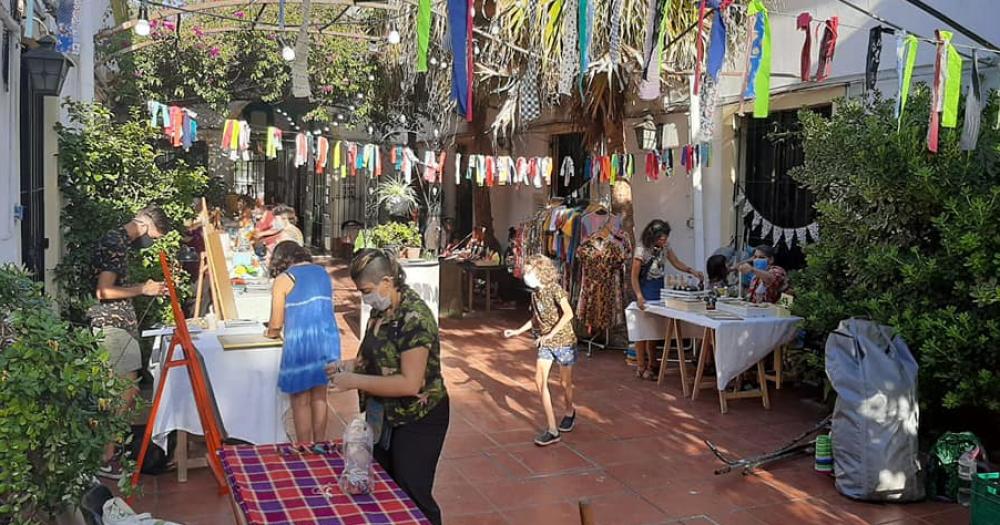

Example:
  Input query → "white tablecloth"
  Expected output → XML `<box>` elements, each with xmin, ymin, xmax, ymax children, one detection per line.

<box><xmin>233</xmin><ymin>286</ymin><xmax>273</xmax><ymax>322</ymax></box>
<box><xmin>150</xmin><ymin>325</ymin><xmax>289</xmax><ymax>451</ymax></box>
<box><xmin>627</xmin><ymin>301</ymin><xmax>801</xmax><ymax>390</ymax></box>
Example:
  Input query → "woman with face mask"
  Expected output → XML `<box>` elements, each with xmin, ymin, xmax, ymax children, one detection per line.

<box><xmin>502</xmin><ymin>255</ymin><xmax>578</xmax><ymax>447</ymax></box>
<box><xmin>739</xmin><ymin>245</ymin><xmax>789</xmax><ymax>304</ymax></box>
<box><xmin>326</xmin><ymin>249</ymin><xmax>449</xmax><ymax>525</ymax></box>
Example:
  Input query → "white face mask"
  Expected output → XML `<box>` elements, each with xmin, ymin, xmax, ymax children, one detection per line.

<box><xmin>362</xmin><ymin>282</ymin><xmax>393</xmax><ymax>311</ymax></box>
<box><xmin>523</xmin><ymin>273</ymin><xmax>541</xmax><ymax>289</ymax></box>
<box><xmin>274</xmin><ymin>217</ymin><xmax>287</xmax><ymax>230</ymax></box>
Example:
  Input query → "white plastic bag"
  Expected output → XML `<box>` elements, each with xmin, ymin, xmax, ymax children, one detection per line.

<box><xmin>339</xmin><ymin>415</ymin><xmax>374</xmax><ymax>495</ymax></box>
<box><xmin>103</xmin><ymin>497</ymin><xmax>180</xmax><ymax>525</ymax></box>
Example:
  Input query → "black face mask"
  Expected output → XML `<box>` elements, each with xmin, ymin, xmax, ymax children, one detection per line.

<box><xmin>132</xmin><ymin>234</ymin><xmax>156</xmax><ymax>250</ymax></box>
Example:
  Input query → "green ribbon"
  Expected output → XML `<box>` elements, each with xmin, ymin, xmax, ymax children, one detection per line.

<box><xmin>748</xmin><ymin>0</ymin><xmax>772</xmax><ymax>118</ymax></box>
<box><xmin>416</xmin><ymin>0</ymin><xmax>431</xmax><ymax>73</ymax></box>
<box><xmin>897</xmin><ymin>34</ymin><xmax>918</xmax><ymax>127</ymax></box>
<box><xmin>942</xmin><ymin>31</ymin><xmax>962</xmax><ymax>128</ymax></box>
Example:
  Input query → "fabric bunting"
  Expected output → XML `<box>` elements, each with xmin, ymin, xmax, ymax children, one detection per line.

<box><xmin>942</xmin><ymin>32</ymin><xmax>962</xmax><ymax>129</ymax></box>
<box><xmin>693</xmin><ymin>0</ymin><xmax>708</xmax><ymax>95</ymax></box>
<box><xmin>961</xmin><ymin>50</ymin><xmax>982</xmax><ymax>150</ymax></box>
<box><xmin>815</xmin><ymin>17</ymin><xmax>838</xmax><ymax>81</ymax></box>
<box><xmin>865</xmin><ymin>27</ymin><xmax>886</xmax><ymax>91</ymax></box>
<box><xmin>609</xmin><ymin>0</ymin><xmax>624</xmax><ymax>66</ymax></box>
<box><xmin>744</xmin><ymin>0</ymin><xmax>772</xmax><ymax>118</ymax></box>
<box><xmin>578</xmin><ymin>0</ymin><xmax>593</xmax><ymax>94</ymax></box>
<box><xmin>447</xmin><ymin>0</ymin><xmax>474</xmax><ymax>121</ymax></box>
<box><xmin>705</xmin><ymin>0</ymin><xmax>728</xmax><ymax>82</ymax></box>
<box><xmin>797</xmin><ymin>13</ymin><xmax>812</xmax><ymax>81</ymax></box>
<box><xmin>895</xmin><ymin>32</ymin><xmax>918</xmax><ymax>125</ymax></box>
<box><xmin>558</xmin><ymin>0</ymin><xmax>579</xmax><ymax>95</ymax></box>
<box><xmin>927</xmin><ymin>30</ymin><xmax>949</xmax><ymax>152</ymax></box>
<box><xmin>638</xmin><ymin>0</ymin><xmax>664</xmax><ymax>100</ymax></box>
<box><xmin>416</xmin><ymin>0</ymin><xmax>432</xmax><ymax>73</ymax></box>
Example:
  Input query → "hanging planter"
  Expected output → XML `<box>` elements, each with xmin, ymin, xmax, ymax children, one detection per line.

<box><xmin>377</xmin><ymin>175</ymin><xmax>418</xmax><ymax>217</ymax></box>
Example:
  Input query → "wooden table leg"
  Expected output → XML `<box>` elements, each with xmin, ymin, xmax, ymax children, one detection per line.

<box><xmin>467</xmin><ymin>270</ymin><xmax>473</xmax><ymax>312</ymax></box>
<box><xmin>656</xmin><ymin>318</ymin><xmax>675</xmax><ymax>386</ymax></box>
<box><xmin>757</xmin><ymin>360</ymin><xmax>771</xmax><ymax>410</ymax></box>
<box><xmin>177</xmin><ymin>430</ymin><xmax>189</xmax><ymax>482</ymax></box>
<box><xmin>486</xmin><ymin>270</ymin><xmax>492</xmax><ymax>312</ymax></box>
<box><xmin>676</xmin><ymin>320</ymin><xmax>691</xmax><ymax>398</ymax></box>
<box><xmin>691</xmin><ymin>329</ymin><xmax>712</xmax><ymax>401</ymax></box>
<box><xmin>718</xmin><ymin>389</ymin><xmax>729</xmax><ymax>414</ymax></box>
<box><xmin>774</xmin><ymin>346</ymin><xmax>783</xmax><ymax>390</ymax></box>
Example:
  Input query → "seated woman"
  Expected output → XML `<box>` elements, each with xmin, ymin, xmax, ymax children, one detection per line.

<box><xmin>706</xmin><ymin>254</ymin><xmax>733</xmax><ymax>292</ymax></box>
<box><xmin>739</xmin><ymin>245</ymin><xmax>789</xmax><ymax>304</ymax></box>
<box><xmin>326</xmin><ymin>249</ymin><xmax>449</xmax><ymax>525</ymax></box>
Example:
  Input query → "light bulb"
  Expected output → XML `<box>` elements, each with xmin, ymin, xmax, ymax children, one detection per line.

<box><xmin>430</xmin><ymin>57</ymin><xmax>438</xmax><ymax>66</ymax></box>
<box><xmin>368</xmin><ymin>126</ymin><xmax>374</xmax><ymax>134</ymax></box>
<box><xmin>387</xmin><ymin>30</ymin><xmax>400</xmax><ymax>45</ymax></box>
<box><xmin>348</xmin><ymin>105</ymin><xmax>355</xmax><ymax>111</ymax></box>
<box><xmin>490</xmin><ymin>24</ymin><xmax>499</xmax><ymax>35</ymax></box>
<box><xmin>134</xmin><ymin>19</ymin><xmax>151</xmax><ymax>37</ymax></box>
<box><xmin>333</xmin><ymin>122</ymin><xmax>340</xmax><ymax>127</ymax></box>
<box><xmin>356</xmin><ymin>92</ymin><xmax>363</xmax><ymax>99</ymax></box>
<box><xmin>368</xmin><ymin>74</ymin><xmax>375</xmax><ymax>81</ymax></box>
<box><xmin>399</xmin><ymin>115</ymin><xmax>407</xmax><ymax>124</ymax></box>
<box><xmin>474</xmin><ymin>45</ymin><xmax>480</xmax><ymax>56</ymax></box>
<box><xmin>337</xmin><ymin>114</ymin><xmax>344</xmax><ymax>120</ymax></box>
<box><xmin>324</xmin><ymin>127</ymin><xmax>331</xmax><ymax>132</ymax></box>
<box><xmin>282</xmin><ymin>45</ymin><xmax>296</xmax><ymax>62</ymax></box>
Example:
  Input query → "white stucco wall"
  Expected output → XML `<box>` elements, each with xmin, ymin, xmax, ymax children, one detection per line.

<box><xmin>0</xmin><ymin>0</ymin><xmax>22</xmax><ymax>265</ymax></box>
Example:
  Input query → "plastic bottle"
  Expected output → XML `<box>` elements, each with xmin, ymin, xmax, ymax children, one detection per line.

<box><xmin>957</xmin><ymin>446</ymin><xmax>978</xmax><ymax>506</ymax></box>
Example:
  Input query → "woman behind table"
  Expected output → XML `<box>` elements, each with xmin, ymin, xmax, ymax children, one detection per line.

<box><xmin>739</xmin><ymin>245</ymin><xmax>789</xmax><ymax>304</ymax></box>
<box><xmin>630</xmin><ymin>220</ymin><xmax>703</xmax><ymax>380</ymax></box>
<box><xmin>326</xmin><ymin>249</ymin><xmax>449</xmax><ymax>525</ymax></box>
<box><xmin>264</xmin><ymin>241</ymin><xmax>340</xmax><ymax>447</ymax></box>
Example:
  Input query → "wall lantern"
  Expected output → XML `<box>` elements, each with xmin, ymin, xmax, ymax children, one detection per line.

<box><xmin>634</xmin><ymin>115</ymin><xmax>658</xmax><ymax>151</ymax></box>
<box><xmin>22</xmin><ymin>36</ymin><xmax>73</xmax><ymax>96</ymax></box>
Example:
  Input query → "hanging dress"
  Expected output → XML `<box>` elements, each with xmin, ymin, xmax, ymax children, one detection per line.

<box><xmin>277</xmin><ymin>263</ymin><xmax>341</xmax><ymax>394</ymax></box>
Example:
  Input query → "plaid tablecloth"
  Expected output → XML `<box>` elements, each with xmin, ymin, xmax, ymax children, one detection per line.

<box><xmin>220</xmin><ymin>443</ymin><xmax>430</xmax><ymax>525</ymax></box>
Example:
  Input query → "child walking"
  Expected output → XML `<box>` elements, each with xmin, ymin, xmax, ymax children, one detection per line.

<box><xmin>503</xmin><ymin>255</ymin><xmax>577</xmax><ymax>446</ymax></box>
<box><xmin>265</xmin><ymin>241</ymin><xmax>341</xmax><ymax>448</ymax></box>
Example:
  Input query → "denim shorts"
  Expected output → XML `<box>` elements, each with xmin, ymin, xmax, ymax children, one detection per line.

<box><xmin>538</xmin><ymin>346</ymin><xmax>578</xmax><ymax>367</ymax></box>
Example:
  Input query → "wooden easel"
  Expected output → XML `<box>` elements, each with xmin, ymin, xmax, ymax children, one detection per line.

<box><xmin>193</xmin><ymin>198</ymin><xmax>238</xmax><ymax>320</ymax></box>
<box><xmin>130</xmin><ymin>251</ymin><xmax>229</xmax><ymax>494</ymax></box>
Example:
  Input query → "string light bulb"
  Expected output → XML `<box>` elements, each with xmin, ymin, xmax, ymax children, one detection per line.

<box><xmin>387</xmin><ymin>30</ymin><xmax>401</xmax><ymax>45</ymax></box>
<box><xmin>281</xmin><ymin>45</ymin><xmax>296</xmax><ymax>62</ymax></box>
<box><xmin>134</xmin><ymin>19</ymin><xmax>151</xmax><ymax>36</ymax></box>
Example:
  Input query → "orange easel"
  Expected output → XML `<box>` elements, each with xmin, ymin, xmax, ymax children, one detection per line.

<box><xmin>130</xmin><ymin>251</ymin><xmax>229</xmax><ymax>494</ymax></box>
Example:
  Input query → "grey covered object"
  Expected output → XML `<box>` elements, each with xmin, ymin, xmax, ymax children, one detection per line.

<box><xmin>825</xmin><ymin>318</ymin><xmax>924</xmax><ymax>502</ymax></box>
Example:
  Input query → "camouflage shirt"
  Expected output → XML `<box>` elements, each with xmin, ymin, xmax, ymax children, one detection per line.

<box><xmin>87</xmin><ymin>228</ymin><xmax>139</xmax><ymax>333</ymax></box>
<box><xmin>358</xmin><ymin>286</ymin><xmax>447</xmax><ymax>427</ymax></box>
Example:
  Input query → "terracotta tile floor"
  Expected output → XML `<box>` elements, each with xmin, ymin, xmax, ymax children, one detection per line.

<box><xmin>128</xmin><ymin>264</ymin><xmax>969</xmax><ymax>525</ymax></box>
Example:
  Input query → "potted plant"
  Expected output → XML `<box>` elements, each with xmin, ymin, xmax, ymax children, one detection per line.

<box><xmin>369</xmin><ymin>222</ymin><xmax>422</xmax><ymax>259</ymax></box>
<box><xmin>0</xmin><ymin>264</ymin><xmax>138</xmax><ymax>524</ymax></box>
<box><xmin>377</xmin><ymin>175</ymin><xmax>419</xmax><ymax>218</ymax></box>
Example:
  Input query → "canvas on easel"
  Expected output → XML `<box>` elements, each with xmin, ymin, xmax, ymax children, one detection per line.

<box><xmin>195</xmin><ymin>197</ymin><xmax>239</xmax><ymax>320</ymax></box>
<box><xmin>130</xmin><ymin>251</ymin><xmax>230</xmax><ymax>494</ymax></box>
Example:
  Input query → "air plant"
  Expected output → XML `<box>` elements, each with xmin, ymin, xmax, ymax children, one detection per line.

<box><xmin>377</xmin><ymin>175</ymin><xmax>418</xmax><ymax>217</ymax></box>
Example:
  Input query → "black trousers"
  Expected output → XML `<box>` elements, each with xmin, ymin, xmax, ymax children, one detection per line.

<box><xmin>374</xmin><ymin>398</ymin><xmax>450</xmax><ymax>525</ymax></box>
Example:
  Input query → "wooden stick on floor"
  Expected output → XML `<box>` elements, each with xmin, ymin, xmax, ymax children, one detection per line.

<box><xmin>579</xmin><ymin>499</ymin><xmax>595</xmax><ymax>525</ymax></box>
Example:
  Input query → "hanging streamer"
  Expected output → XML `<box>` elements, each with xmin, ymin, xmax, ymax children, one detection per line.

<box><xmin>797</xmin><ymin>13</ymin><xmax>812</xmax><ymax>82</ymax></box>
<box><xmin>558</xmin><ymin>0</ymin><xmax>579</xmax><ymax>96</ymax></box>
<box><xmin>895</xmin><ymin>32</ymin><xmax>918</xmax><ymax>125</ymax></box>
<box><xmin>961</xmin><ymin>50</ymin><xmax>982</xmax><ymax>151</ymax></box>
<box><xmin>638</xmin><ymin>0</ymin><xmax>664</xmax><ymax>100</ymax></box>
<box><xmin>942</xmin><ymin>32</ymin><xmax>962</xmax><ymax>129</ymax></box>
<box><xmin>927</xmin><ymin>30</ymin><xmax>948</xmax><ymax>153</ymax></box>
<box><xmin>447</xmin><ymin>0</ymin><xmax>473</xmax><ymax>120</ymax></box>
<box><xmin>744</xmin><ymin>0</ymin><xmax>771</xmax><ymax>118</ymax></box>
<box><xmin>416</xmin><ymin>0</ymin><xmax>432</xmax><ymax>73</ymax></box>
<box><xmin>865</xmin><ymin>27</ymin><xmax>885</xmax><ymax>92</ymax></box>
<box><xmin>693</xmin><ymin>0</ymin><xmax>708</xmax><ymax>95</ymax></box>
<box><xmin>578</xmin><ymin>0</ymin><xmax>593</xmax><ymax>94</ymax></box>
<box><xmin>814</xmin><ymin>17</ymin><xmax>838</xmax><ymax>81</ymax></box>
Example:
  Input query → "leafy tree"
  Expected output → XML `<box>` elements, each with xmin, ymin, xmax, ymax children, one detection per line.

<box><xmin>0</xmin><ymin>265</ymin><xmax>137</xmax><ymax>523</ymax></box>
<box><xmin>56</xmin><ymin>101</ymin><xmax>211</xmax><ymax>325</ymax></box>
<box><xmin>790</xmin><ymin>86</ymin><xmax>1000</xmax><ymax>418</ymax></box>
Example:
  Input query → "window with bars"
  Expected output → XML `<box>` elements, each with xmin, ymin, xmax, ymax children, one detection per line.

<box><xmin>739</xmin><ymin>105</ymin><xmax>831</xmax><ymax>271</ymax></box>
<box><xmin>233</xmin><ymin>153</ymin><xmax>266</xmax><ymax>198</ymax></box>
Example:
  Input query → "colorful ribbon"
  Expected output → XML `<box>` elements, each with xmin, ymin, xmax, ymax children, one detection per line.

<box><xmin>744</xmin><ymin>0</ymin><xmax>771</xmax><ymax>118</ymax></box>
<box><xmin>416</xmin><ymin>0</ymin><xmax>431</xmax><ymax>73</ymax></box>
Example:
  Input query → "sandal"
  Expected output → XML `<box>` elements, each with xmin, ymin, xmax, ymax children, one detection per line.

<box><xmin>641</xmin><ymin>369</ymin><xmax>655</xmax><ymax>381</ymax></box>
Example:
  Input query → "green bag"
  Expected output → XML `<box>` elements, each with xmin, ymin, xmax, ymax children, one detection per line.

<box><xmin>927</xmin><ymin>432</ymin><xmax>981</xmax><ymax>501</ymax></box>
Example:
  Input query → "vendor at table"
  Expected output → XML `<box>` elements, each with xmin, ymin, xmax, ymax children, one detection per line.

<box><xmin>326</xmin><ymin>249</ymin><xmax>449</xmax><ymax>525</ymax></box>
<box><xmin>739</xmin><ymin>245</ymin><xmax>789</xmax><ymax>304</ymax></box>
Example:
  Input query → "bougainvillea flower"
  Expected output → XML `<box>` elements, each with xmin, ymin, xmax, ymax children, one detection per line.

<box><xmin>234</xmin><ymin>10</ymin><xmax>245</xmax><ymax>18</ymax></box>
<box><xmin>209</xmin><ymin>46</ymin><xmax>221</xmax><ymax>58</ymax></box>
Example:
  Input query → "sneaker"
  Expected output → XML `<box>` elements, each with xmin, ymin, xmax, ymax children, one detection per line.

<box><xmin>97</xmin><ymin>459</ymin><xmax>124</xmax><ymax>480</ymax></box>
<box><xmin>558</xmin><ymin>411</ymin><xmax>577</xmax><ymax>433</ymax></box>
<box><xmin>534</xmin><ymin>430</ymin><xmax>561</xmax><ymax>447</ymax></box>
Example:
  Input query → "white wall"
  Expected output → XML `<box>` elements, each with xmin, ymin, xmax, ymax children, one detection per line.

<box><xmin>0</xmin><ymin>0</ymin><xmax>22</xmax><ymax>265</ymax></box>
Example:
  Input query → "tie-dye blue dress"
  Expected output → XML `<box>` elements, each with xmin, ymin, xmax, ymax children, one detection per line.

<box><xmin>278</xmin><ymin>264</ymin><xmax>341</xmax><ymax>394</ymax></box>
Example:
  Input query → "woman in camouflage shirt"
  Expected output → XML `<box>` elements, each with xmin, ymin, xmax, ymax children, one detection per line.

<box><xmin>326</xmin><ymin>249</ymin><xmax>448</xmax><ymax>525</ymax></box>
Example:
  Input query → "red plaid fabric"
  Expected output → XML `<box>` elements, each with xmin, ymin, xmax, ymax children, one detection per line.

<box><xmin>220</xmin><ymin>443</ymin><xmax>430</xmax><ymax>525</ymax></box>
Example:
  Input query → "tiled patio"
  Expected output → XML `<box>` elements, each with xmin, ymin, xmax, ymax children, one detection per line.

<box><xmin>129</xmin><ymin>264</ymin><xmax>968</xmax><ymax>525</ymax></box>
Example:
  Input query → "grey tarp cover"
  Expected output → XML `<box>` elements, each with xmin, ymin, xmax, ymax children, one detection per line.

<box><xmin>825</xmin><ymin>318</ymin><xmax>924</xmax><ymax>501</ymax></box>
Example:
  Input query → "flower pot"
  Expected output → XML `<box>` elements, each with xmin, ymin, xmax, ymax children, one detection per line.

<box><xmin>403</xmin><ymin>247</ymin><xmax>421</xmax><ymax>259</ymax></box>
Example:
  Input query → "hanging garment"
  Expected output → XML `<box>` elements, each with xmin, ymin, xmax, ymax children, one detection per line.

<box><xmin>705</xmin><ymin>0</ymin><xmax>728</xmax><ymax>82</ymax></box>
<box><xmin>561</xmin><ymin>156</ymin><xmax>575</xmax><ymax>187</ymax></box>
<box><xmin>167</xmin><ymin>106</ymin><xmax>184</xmax><ymax>147</ymax></box>
<box><xmin>578</xmin><ymin>0</ymin><xmax>593</xmax><ymax>94</ymax></box>
<box><xmin>797</xmin><ymin>13</ymin><xmax>813</xmax><ymax>82</ymax></box>
<box><xmin>238</xmin><ymin>120</ymin><xmax>251</xmax><ymax>161</ymax></box>
<box><xmin>416</xmin><ymin>0</ymin><xmax>431</xmax><ymax>72</ymax></box>
<box><xmin>543</xmin><ymin>156</ymin><xmax>554</xmax><ymax>185</ymax></box>
<box><xmin>744</xmin><ymin>0</ymin><xmax>772</xmax><ymax>118</ymax></box>
<box><xmin>447</xmin><ymin>0</ymin><xmax>474</xmax><ymax>120</ymax></box>
<box><xmin>928</xmin><ymin>30</ymin><xmax>949</xmax><ymax>153</ymax></box>
<box><xmin>575</xmin><ymin>236</ymin><xmax>628</xmax><ymax>332</ymax></box>
<box><xmin>609</xmin><ymin>0</ymin><xmax>624</xmax><ymax>66</ymax></box>
<box><xmin>265</xmin><ymin>126</ymin><xmax>283</xmax><ymax>159</ymax></box>
<box><xmin>639</xmin><ymin>0</ymin><xmax>666</xmax><ymax>100</ymax></box>
<box><xmin>895</xmin><ymin>32</ymin><xmax>918</xmax><ymax>125</ymax></box>
<box><xmin>485</xmin><ymin>155</ymin><xmax>495</xmax><ymax>186</ymax></box>
<box><xmin>182</xmin><ymin>112</ymin><xmax>197</xmax><ymax>152</ymax></box>
<box><xmin>558</xmin><ymin>0</ymin><xmax>579</xmax><ymax>96</ymax></box>
<box><xmin>693</xmin><ymin>0</ymin><xmax>708</xmax><ymax>95</ymax></box>
<box><xmin>515</xmin><ymin>157</ymin><xmax>528</xmax><ymax>187</ymax></box>
<box><xmin>401</xmin><ymin>148</ymin><xmax>415</xmax><ymax>183</ymax></box>
<box><xmin>961</xmin><ymin>51</ymin><xmax>982</xmax><ymax>151</ymax></box>
<box><xmin>148</xmin><ymin>101</ymin><xmax>170</xmax><ymax>128</ymax></box>
<box><xmin>645</xmin><ymin>151</ymin><xmax>658</xmax><ymax>181</ymax></box>
<box><xmin>942</xmin><ymin>34</ymin><xmax>962</xmax><ymax>129</ymax></box>
<box><xmin>865</xmin><ymin>27</ymin><xmax>887</xmax><ymax>92</ymax></box>
<box><xmin>373</xmin><ymin>145</ymin><xmax>383</xmax><ymax>177</ymax></box>
<box><xmin>333</xmin><ymin>141</ymin><xmax>344</xmax><ymax>177</ymax></box>
<box><xmin>815</xmin><ymin>17</ymin><xmax>839</xmax><ymax>81</ymax></box>
<box><xmin>294</xmin><ymin>133</ymin><xmax>308</xmax><ymax>167</ymax></box>
<box><xmin>315</xmin><ymin>137</ymin><xmax>329</xmax><ymax>173</ymax></box>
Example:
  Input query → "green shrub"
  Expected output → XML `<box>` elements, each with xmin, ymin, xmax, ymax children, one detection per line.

<box><xmin>790</xmin><ymin>87</ymin><xmax>1000</xmax><ymax>416</ymax></box>
<box><xmin>56</xmin><ymin>101</ymin><xmax>217</xmax><ymax>326</ymax></box>
<box><xmin>0</xmin><ymin>265</ymin><xmax>137</xmax><ymax>523</ymax></box>
<box><xmin>369</xmin><ymin>221</ymin><xmax>422</xmax><ymax>249</ymax></box>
